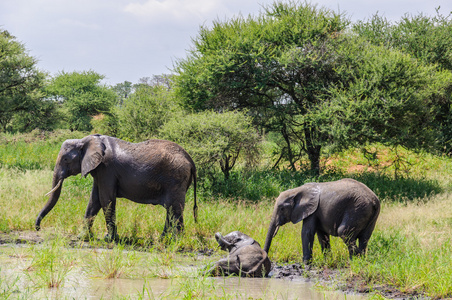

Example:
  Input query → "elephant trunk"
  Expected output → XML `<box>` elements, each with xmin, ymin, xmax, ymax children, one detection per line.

<box><xmin>215</xmin><ymin>232</ymin><xmax>232</xmax><ymax>250</ymax></box>
<box><xmin>35</xmin><ymin>169</ymin><xmax>64</xmax><ymax>231</ymax></box>
<box><xmin>263</xmin><ymin>217</ymin><xmax>279</xmax><ymax>254</ymax></box>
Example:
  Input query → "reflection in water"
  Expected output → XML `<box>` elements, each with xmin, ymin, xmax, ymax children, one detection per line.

<box><xmin>57</xmin><ymin>276</ymin><xmax>364</xmax><ymax>299</ymax></box>
<box><xmin>0</xmin><ymin>244</ymin><xmax>365</xmax><ymax>299</ymax></box>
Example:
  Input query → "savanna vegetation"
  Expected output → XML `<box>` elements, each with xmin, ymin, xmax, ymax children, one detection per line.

<box><xmin>1</xmin><ymin>1</ymin><xmax>452</xmax><ymax>299</ymax></box>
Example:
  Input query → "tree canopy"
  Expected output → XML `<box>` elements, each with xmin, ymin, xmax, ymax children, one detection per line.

<box><xmin>353</xmin><ymin>10</ymin><xmax>452</xmax><ymax>154</ymax></box>
<box><xmin>0</xmin><ymin>30</ymin><xmax>47</xmax><ymax>132</ymax></box>
<box><xmin>116</xmin><ymin>82</ymin><xmax>183</xmax><ymax>142</ymax></box>
<box><xmin>174</xmin><ymin>1</ymin><xmax>452</xmax><ymax>174</ymax></box>
<box><xmin>46</xmin><ymin>70</ymin><xmax>117</xmax><ymax>131</ymax></box>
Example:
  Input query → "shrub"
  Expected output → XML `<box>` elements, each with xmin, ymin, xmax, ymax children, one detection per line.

<box><xmin>159</xmin><ymin>110</ymin><xmax>261</xmax><ymax>179</ymax></box>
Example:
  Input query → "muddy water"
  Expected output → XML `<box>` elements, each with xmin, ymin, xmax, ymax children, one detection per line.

<box><xmin>0</xmin><ymin>244</ymin><xmax>365</xmax><ymax>299</ymax></box>
<box><xmin>33</xmin><ymin>275</ymin><xmax>364</xmax><ymax>299</ymax></box>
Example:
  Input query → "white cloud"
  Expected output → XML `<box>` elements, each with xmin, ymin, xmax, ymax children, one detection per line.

<box><xmin>124</xmin><ymin>0</ymin><xmax>227</xmax><ymax>23</ymax></box>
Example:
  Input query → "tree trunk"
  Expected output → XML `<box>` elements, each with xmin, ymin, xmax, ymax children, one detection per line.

<box><xmin>281</xmin><ymin>124</ymin><xmax>296</xmax><ymax>170</ymax></box>
<box><xmin>304</xmin><ymin>127</ymin><xmax>321</xmax><ymax>176</ymax></box>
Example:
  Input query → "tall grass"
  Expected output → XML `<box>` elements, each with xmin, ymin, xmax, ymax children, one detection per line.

<box><xmin>1</xmin><ymin>131</ymin><xmax>452</xmax><ymax>298</ymax></box>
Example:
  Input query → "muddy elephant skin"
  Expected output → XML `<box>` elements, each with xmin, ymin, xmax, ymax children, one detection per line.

<box><xmin>264</xmin><ymin>178</ymin><xmax>380</xmax><ymax>264</ymax></box>
<box><xmin>35</xmin><ymin>134</ymin><xmax>197</xmax><ymax>241</ymax></box>
<box><xmin>208</xmin><ymin>231</ymin><xmax>271</xmax><ymax>277</ymax></box>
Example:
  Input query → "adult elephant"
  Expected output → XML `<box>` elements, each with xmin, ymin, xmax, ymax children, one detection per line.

<box><xmin>35</xmin><ymin>134</ymin><xmax>197</xmax><ymax>241</ymax></box>
<box><xmin>264</xmin><ymin>178</ymin><xmax>380</xmax><ymax>263</ymax></box>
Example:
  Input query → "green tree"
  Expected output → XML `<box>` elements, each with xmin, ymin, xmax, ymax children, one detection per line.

<box><xmin>112</xmin><ymin>81</ymin><xmax>133</xmax><ymax>105</ymax></box>
<box><xmin>159</xmin><ymin>110</ymin><xmax>261</xmax><ymax>179</ymax></box>
<box><xmin>0</xmin><ymin>30</ymin><xmax>47</xmax><ymax>132</ymax></box>
<box><xmin>353</xmin><ymin>10</ymin><xmax>452</xmax><ymax>155</ymax></box>
<box><xmin>46</xmin><ymin>70</ymin><xmax>117</xmax><ymax>131</ymax></box>
<box><xmin>9</xmin><ymin>99</ymin><xmax>60</xmax><ymax>132</ymax></box>
<box><xmin>116</xmin><ymin>84</ymin><xmax>182</xmax><ymax>142</ymax></box>
<box><xmin>175</xmin><ymin>1</ymin><xmax>451</xmax><ymax>174</ymax></box>
<box><xmin>175</xmin><ymin>1</ymin><xmax>348</xmax><ymax>174</ymax></box>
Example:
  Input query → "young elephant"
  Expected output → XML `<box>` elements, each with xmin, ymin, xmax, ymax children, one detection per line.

<box><xmin>264</xmin><ymin>178</ymin><xmax>380</xmax><ymax>264</ymax></box>
<box><xmin>207</xmin><ymin>231</ymin><xmax>271</xmax><ymax>277</ymax></box>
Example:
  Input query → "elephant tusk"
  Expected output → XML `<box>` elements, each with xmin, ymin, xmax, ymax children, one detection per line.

<box><xmin>45</xmin><ymin>180</ymin><xmax>62</xmax><ymax>196</ymax></box>
<box><xmin>273</xmin><ymin>225</ymin><xmax>280</xmax><ymax>238</ymax></box>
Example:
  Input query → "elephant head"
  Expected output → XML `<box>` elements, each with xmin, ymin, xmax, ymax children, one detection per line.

<box><xmin>35</xmin><ymin>135</ymin><xmax>105</xmax><ymax>230</ymax></box>
<box><xmin>208</xmin><ymin>231</ymin><xmax>271</xmax><ymax>277</ymax></box>
<box><xmin>215</xmin><ymin>231</ymin><xmax>255</xmax><ymax>253</ymax></box>
<box><xmin>263</xmin><ymin>183</ymin><xmax>320</xmax><ymax>253</ymax></box>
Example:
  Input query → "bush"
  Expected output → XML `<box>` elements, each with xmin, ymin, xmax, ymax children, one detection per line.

<box><xmin>159</xmin><ymin>110</ymin><xmax>261</xmax><ymax>179</ymax></box>
<box><xmin>116</xmin><ymin>85</ymin><xmax>183</xmax><ymax>142</ymax></box>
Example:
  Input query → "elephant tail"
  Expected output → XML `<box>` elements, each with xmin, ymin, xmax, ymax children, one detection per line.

<box><xmin>192</xmin><ymin>167</ymin><xmax>198</xmax><ymax>223</ymax></box>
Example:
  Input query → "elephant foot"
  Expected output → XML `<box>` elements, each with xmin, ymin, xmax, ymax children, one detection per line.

<box><xmin>104</xmin><ymin>233</ymin><xmax>120</xmax><ymax>243</ymax></box>
<box><xmin>78</xmin><ymin>230</ymin><xmax>95</xmax><ymax>242</ymax></box>
<box><xmin>302</xmin><ymin>257</ymin><xmax>313</xmax><ymax>266</ymax></box>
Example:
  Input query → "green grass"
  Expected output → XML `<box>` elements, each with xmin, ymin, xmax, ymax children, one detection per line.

<box><xmin>1</xmin><ymin>131</ymin><xmax>452</xmax><ymax>299</ymax></box>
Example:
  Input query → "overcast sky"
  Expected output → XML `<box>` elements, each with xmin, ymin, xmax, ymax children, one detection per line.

<box><xmin>1</xmin><ymin>0</ymin><xmax>451</xmax><ymax>85</ymax></box>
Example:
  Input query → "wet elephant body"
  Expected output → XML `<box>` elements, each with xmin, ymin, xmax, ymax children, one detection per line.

<box><xmin>208</xmin><ymin>231</ymin><xmax>271</xmax><ymax>277</ymax></box>
<box><xmin>36</xmin><ymin>134</ymin><xmax>197</xmax><ymax>240</ymax></box>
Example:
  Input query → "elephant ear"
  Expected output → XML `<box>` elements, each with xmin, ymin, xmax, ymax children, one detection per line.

<box><xmin>290</xmin><ymin>183</ymin><xmax>320</xmax><ymax>224</ymax></box>
<box><xmin>81</xmin><ymin>135</ymin><xmax>106</xmax><ymax>177</ymax></box>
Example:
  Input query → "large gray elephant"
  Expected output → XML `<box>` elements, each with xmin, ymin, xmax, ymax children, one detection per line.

<box><xmin>206</xmin><ymin>231</ymin><xmax>271</xmax><ymax>277</ymax></box>
<box><xmin>35</xmin><ymin>134</ymin><xmax>197</xmax><ymax>241</ymax></box>
<box><xmin>264</xmin><ymin>178</ymin><xmax>380</xmax><ymax>263</ymax></box>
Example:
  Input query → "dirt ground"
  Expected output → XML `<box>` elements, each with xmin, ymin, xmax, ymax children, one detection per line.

<box><xmin>0</xmin><ymin>231</ymin><xmax>428</xmax><ymax>300</ymax></box>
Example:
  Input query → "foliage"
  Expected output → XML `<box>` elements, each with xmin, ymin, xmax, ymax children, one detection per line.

<box><xmin>353</xmin><ymin>9</ymin><xmax>452</xmax><ymax>70</ymax></box>
<box><xmin>45</xmin><ymin>70</ymin><xmax>117</xmax><ymax>131</ymax></box>
<box><xmin>111</xmin><ymin>80</ymin><xmax>133</xmax><ymax>105</ymax></box>
<box><xmin>317</xmin><ymin>38</ymin><xmax>452</xmax><ymax>156</ymax></box>
<box><xmin>353</xmin><ymin>10</ymin><xmax>452</xmax><ymax>155</ymax></box>
<box><xmin>90</xmin><ymin>112</ymin><xmax>119</xmax><ymax>136</ymax></box>
<box><xmin>116</xmin><ymin>84</ymin><xmax>183</xmax><ymax>142</ymax></box>
<box><xmin>174</xmin><ymin>1</ymin><xmax>349</xmax><ymax>175</ymax></box>
<box><xmin>174</xmin><ymin>1</ymin><xmax>449</xmax><ymax>175</ymax></box>
<box><xmin>159</xmin><ymin>110</ymin><xmax>261</xmax><ymax>179</ymax></box>
<box><xmin>0</xmin><ymin>129</ymin><xmax>88</xmax><ymax>170</ymax></box>
<box><xmin>0</xmin><ymin>29</ymin><xmax>48</xmax><ymax>132</ymax></box>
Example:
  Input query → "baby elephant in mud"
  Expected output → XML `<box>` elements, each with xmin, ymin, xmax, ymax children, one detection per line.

<box><xmin>207</xmin><ymin>231</ymin><xmax>271</xmax><ymax>277</ymax></box>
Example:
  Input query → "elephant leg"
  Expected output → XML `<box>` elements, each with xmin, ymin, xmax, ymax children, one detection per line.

<box><xmin>301</xmin><ymin>217</ymin><xmax>317</xmax><ymax>264</ymax></box>
<box><xmin>356</xmin><ymin>227</ymin><xmax>375</xmax><ymax>256</ymax></box>
<box><xmin>102</xmin><ymin>200</ymin><xmax>118</xmax><ymax>242</ymax></box>
<box><xmin>316</xmin><ymin>229</ymin><xmax>330</xmax><ymax>254</ymax></box>
<box><xmin>162</xmin><ymin>201</ymin><xmax>184</xmax><ymax>237</ymax></box>
<box><xmin>209</xmin><ymin>257</ymin><xmax>238</xmax><ymax>276</ymax></box>
<box><xmin>356</xmin><ymin>217</ymin><xmax>378</xmax><ymax>256</ymax></box>
<box><xmin>338</xmin><ymin>222</ymin><xmax>360</xmax><ymax>258</ymax></box>
<box><xmin>80</xmin><ymin>182</ymin><xmax>102</xmax><ymax>241</ymax></box>
<box><xmin>344</xmin><ymin>237</ymin><xmax>359</xmax><ymax>258</ymax></box>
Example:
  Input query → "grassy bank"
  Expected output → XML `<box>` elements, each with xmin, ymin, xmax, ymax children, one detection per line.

<box><xmin>1</xmin><ymin>131</ymin><xmax>451</xmax><ymax>299</ymax></box>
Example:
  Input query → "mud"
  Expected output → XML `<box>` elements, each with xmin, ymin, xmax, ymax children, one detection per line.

<box><xmin>0</xmin><ymin>231</ymin><xmax>426</xmax><ymax>299</ymax></box>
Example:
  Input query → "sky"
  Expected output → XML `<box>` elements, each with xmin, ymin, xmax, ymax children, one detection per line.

<box><xmin>1</xmin><ymin>0</ymin><xmax>452</xmax><ymax>85</ymax></box>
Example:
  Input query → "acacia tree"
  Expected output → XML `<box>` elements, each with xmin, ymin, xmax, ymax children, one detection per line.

<box><xmin>175</xmin><ymin>2</ymin><xmax>348</xmax><ymax>174</ymax></box>
<box><xmin>0</xmin><ymin>30</ymin><xmax>47</xmax><ymax>132</ymax></box>
<box><xmin>175</xmin><ymin>1</ymin><xmax>451</xmax><ymax>174</ymax></box>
